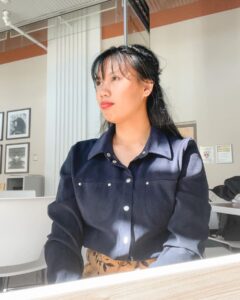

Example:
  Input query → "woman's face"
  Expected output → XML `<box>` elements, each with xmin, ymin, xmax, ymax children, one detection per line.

<box><xmin>95</xmin><ymin>59</ymin><xmax>152</xmax><ymax>125</ymax></box>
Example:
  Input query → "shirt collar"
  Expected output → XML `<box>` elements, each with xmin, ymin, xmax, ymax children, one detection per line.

<box><xmin>88</xmin><ymin>125</ymin><xmax>172</xmax><ymax>160</ymax></box>
<box><xmin>88</xmin><ymin>125</ymin><xmax>115</xmax><ymax>160</ymax></box>
<box><xmin>145</xmin><ymin>127</ymin><xmax>172</xmax><ymax>159</ymax></box>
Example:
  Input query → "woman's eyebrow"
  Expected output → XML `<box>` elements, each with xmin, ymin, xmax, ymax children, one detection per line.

<box><xmin>109</xmin><ymin>69</ymin><xmax>121</xmax><ymax>75</ymax></box>
<box><xmin>100</xmin><ymin>70</ymin><xmax>122</xmax><ymax>78</ymax></box>
<box><xmin>96</xmin><ymin>65</ymin><xmax>125</xmax><ymax>79</ymax></box>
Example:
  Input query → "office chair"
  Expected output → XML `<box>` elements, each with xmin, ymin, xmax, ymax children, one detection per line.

<box><xmin>0</xmin><ymin>196</ymin><xmax>54</xmax><ymax>292</ymax></box>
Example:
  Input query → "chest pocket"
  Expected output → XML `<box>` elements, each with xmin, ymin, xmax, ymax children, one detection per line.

<box><xmin>139</xmin><ymin>179</ymin><xmax>177</xmax><ymax>228</ymax></box>
<box><xmin>74</xmin><ymin>180</ymin><xmax>120</xmax><ymax>225</ymax></box>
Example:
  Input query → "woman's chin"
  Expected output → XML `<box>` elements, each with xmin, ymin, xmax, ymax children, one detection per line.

<box><xmin>102</xmin><ymin>112</ymin><xmax>126</xmax><ymax>125</ymax></box>
<box><xmin>102</xmin><ymin>115</ymin><xmax>116</xmax><ymax>124</ymax></box>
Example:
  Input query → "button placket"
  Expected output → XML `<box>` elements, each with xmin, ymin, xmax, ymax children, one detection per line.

<box><xmin>123</xmin><ymin>170</ymin><xmax>133</xmax><ymax>255</ymax></box>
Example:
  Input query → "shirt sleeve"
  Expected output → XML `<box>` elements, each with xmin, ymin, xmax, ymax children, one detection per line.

<box><xmin>44</xmin><ymin>146</ymin><xmax>84</xmax><ymax>283</ymax></box>
<box><xmin>150</xmin><ymin>139</ymin><xmax>211</xmax><ymax>268</ymax></box>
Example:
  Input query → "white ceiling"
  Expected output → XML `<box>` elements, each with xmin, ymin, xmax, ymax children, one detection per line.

<box><xmin>0</xmin><ymin>0</ymin><xmax>109</xmax><ymax>33</ymax></box>
<box><xmin>0</xmin><ymin>0</ymin><xmax>200</xmax><ymax>33</ymax></box>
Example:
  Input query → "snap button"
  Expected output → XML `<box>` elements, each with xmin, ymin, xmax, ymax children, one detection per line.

<box><xmin>145</xmin><ymin>181</ymin><xmax>149</xmax><ymax>185</ymax></box>
<box><xmin>123</xmin><ymin>205</ymin><xmax>130</xmax><ymax>212</ymax></box>
<box><xmin>107</xmin><ymin>183</ymin><xmax>112</xmax><ymax>187</ymax></box>
<box><xmin>142</xmin><ymin>150</ymin><xmax>146</xmax><ymax>155</ymax></box>
<box><xmin>126</xmin><ymin>178</ymin><xmax>131</xmax><ymax>183</ymax></box>
<box><xmin>112</xmin><ymin>160</ymin><xmax>117</xmax><ymax>164</ymax></box>
<box><xmin>78</xmin><ymin>182</ymin><xmax>82</xmax><ymax>186</ymax></box>
<box><xmin>106</xmin><ymin>152</ymin><xmax>111</xmax><ymax>157</ymax></box>
<box><xmin>123</xmin><ymin>237</ymin><xmax>128</xmax><ymax>244</ymax></box>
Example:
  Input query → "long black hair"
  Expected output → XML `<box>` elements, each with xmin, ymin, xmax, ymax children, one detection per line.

<box><xmin>91</xmin><ymin>44</ymin><xmax>182</xmax><ymax>138</ymax></box>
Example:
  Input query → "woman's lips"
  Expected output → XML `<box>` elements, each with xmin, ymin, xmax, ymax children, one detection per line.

<box><xmin>100</xmin><ymin>102</ymin><xmax>114</xmax><ymax>109</ymax></box>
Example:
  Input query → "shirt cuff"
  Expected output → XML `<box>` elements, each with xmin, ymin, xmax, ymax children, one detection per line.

<box><xmin>149</xmin><ymin>246</ymin><xmax>199</xmax><ymax>268</ymax></box>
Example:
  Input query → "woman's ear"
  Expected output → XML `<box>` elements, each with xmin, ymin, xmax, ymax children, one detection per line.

<box><xmin>143</xmin><ymin>80</ymin><xmax>154</xmax><ymax>97</ymax></box>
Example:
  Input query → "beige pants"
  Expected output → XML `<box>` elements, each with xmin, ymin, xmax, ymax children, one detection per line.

<box><xmin>83</xmin><ymin>249</ymin><xmax>156</xmax><ymax>278</ymax></box>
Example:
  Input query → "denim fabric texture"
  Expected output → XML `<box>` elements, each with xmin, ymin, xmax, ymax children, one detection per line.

<box><xmin>45</xmin><ymin>126</ymin><xmax>211</xmax><ymax>283</ymax></box>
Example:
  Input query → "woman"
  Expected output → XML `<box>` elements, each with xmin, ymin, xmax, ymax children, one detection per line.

<box><xmin>45</xmin><ymin>44</ymin><xmax>210</xmax><ymax>284</ymax></box>
<box><xmin>11</xmin><ymin>117</ymin><xmax>26</xmax><ymax>135</ymax></box>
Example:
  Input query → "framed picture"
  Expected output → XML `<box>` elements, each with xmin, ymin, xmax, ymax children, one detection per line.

<box><xmin>0</xmin><ymin>145</ymin><xmax>2</xmax><ymax>174</ymax></box>
<box><xmin>5</xmin><ymin>143</ymin><xmax>30</xmax><ymax>174</ymax></box>
<box><xmin>6</xmin><ymin>108</ymin><xmax>31</xmax><ymax>140</ymax></box>
<box><xmin>0</xmin><ymin>112</ymin><xmax>4</xmax><ymax>141</ymax></box>
<box><xmin>216</xmin><ymin>144</ymin><xmax>233</xmax><ymax>164</ymax></box>
<box><xmin>177</xmin><ymin>121</ymin><xmax>197</xmax><ymax>141</ymax></box>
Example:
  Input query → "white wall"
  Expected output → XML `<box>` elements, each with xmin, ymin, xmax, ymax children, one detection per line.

<box><xmin>103</xmin><ymin>8</ymin><xmax>240</xmax><ymax>188</ymax></box>
<box><xmin>0</xmin><ymin>55</ymin><xmax>46</xmax><ymax>184</ymax></box>
<box><xmin>151</xmin><ymin>8</ymin><xmax>240</xmax><ymax>187</ymax></box>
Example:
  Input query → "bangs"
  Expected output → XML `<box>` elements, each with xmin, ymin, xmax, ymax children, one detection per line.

<box><xmin>91</xmin><ymin>50</ymin><xmax>136</xmax><ymax>84</ymax></box>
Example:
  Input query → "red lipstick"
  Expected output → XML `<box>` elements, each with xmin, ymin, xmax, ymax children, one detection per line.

<box><xmin>100</xmin><ymin>101</ymin><xmax>114</xmax><ymax>109</ymax></box>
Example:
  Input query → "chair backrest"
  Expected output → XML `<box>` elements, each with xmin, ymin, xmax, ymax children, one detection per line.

<box><xmin>0</xmin><ymin>196</ymin><xmax>55</xmax><ymax>267</ymax></box>
<box><xmin>0</xmin><ymin>190</ymin><xmax>36</xmax><ymax>198</ymax></box>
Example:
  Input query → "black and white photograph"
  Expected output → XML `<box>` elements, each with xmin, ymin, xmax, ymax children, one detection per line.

<box><xmin>0</xmin><ymin>112</ymin><xmax>4</xmax><ymax>141</ymax></box>
<box><xmin>0</xmin><ymin>145</ymin><xmax>2</xmax><ymax>174</ymax></box>
<box><xmin>6</xmin><ymin>108</ymin><xmax>31</xmax><ymax>140</ymax></box>
<box><xmin>5</xmin><ymin>143</ymin><xmax>30</xmax><ymax>174</ymax></box>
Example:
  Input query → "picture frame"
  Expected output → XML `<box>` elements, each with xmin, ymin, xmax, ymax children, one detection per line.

<box><xmin>5</xmin><ymin>143</ymin><xmax>30</xmax><ymax>174</ymax></box>
<box><xmin>6</xmin><ymin>108</ymin><xmax>31</xmax><ymax>140</ymax></box>
<box><xmin>176</xmin><ymin>121</ymin><xmax>197</xmax><ymax>141</ymax></box>
<box><xmin>0</xmin><ymin>112</ymin><xmax>4</xmax><ymax>141</ymax></box>
<box><xmin>215</xmin><ymin>144</ymin><xmax>233</xmax><ymax>164</ymax></box>
<box><xmin>0</xmin><ymin>145</ymin><xmax>2</xmax><ymax>174</ymax></box>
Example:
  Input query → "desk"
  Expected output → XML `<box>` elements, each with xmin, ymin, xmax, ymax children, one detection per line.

<box><xmin>211</xmin><ymin>202</ymin><xmax>240</xmax><ymax>216</ymax></box>
<box><xmin>3</xmin><ymin>254</ymin><xmax>240</xmax><ymax>300</ymax></box>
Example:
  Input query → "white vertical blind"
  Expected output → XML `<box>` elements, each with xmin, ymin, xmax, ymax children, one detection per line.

<box><xmin>45</xmin><ymin>8</ymin><xmax>101</xmax><ymax>195</ymax></box>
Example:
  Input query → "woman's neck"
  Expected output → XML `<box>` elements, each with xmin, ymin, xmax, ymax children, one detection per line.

<box><xmin>113</xmin><ymin>119</ymin><xmax>151</xmax><ymax>148</ymax></box>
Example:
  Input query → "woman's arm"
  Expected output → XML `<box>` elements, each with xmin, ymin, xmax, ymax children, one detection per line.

<box><xmin>45</xmin><ymin>147</ymin><xmax>84</xmax><ymax>283</ymax></box>
<box><xmin>151</xmin><ymin>139</ymin><xmax>211</xmax><ymax>267</ymax></box>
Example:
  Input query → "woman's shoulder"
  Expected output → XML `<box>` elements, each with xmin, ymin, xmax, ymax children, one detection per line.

<box><xmin>62</xmin><ymin>138</ymin><xmax>99</xmax><ymax>168</ymax></box>
<box><xmin>167</xmin><ymin>133</ymin><xmax>198</xmax><ymax>154</ymax></box>
<box><xmin>71</xmin><ymin>138</ymin><xmax>98</xmax><ymax>154</ymax></box>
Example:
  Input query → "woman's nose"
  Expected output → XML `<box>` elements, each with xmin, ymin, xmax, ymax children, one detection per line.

<box><xmin>98</xmin><ymin>81</ymin><xmax>111</xmax><ymax>97</ymax></box>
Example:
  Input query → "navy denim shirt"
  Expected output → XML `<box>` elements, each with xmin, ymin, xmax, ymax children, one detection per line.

<box><xmin>45</xmin><ymin>126</ymin><xmax>210</xmax><ymax>283</ymax></box>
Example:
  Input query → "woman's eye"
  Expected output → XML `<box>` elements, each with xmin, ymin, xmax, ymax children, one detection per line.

<box><xmin>112</xmin><ymin>75</ymin><xmax>120</xmax><ymax>81</ymax></box>
<box><xmin>95</xmin><ymin>80</ymin><xmax>102</xmax><ymax>86</ymax></box>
